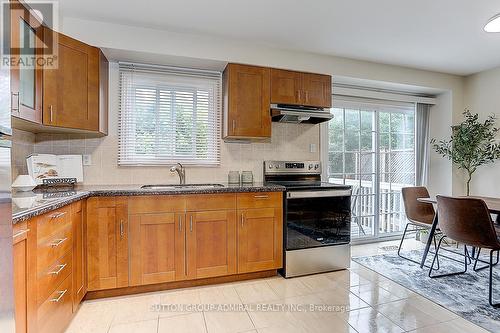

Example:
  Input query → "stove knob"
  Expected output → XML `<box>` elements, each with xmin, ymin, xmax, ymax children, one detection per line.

<box><xmin>268</xmin><ymin>164</ymin><xmax>273</xmax><ymax>169</ymax></box>
<box><xmin>314</xmin><ymin>164</ymin><xmax>319</xmax><ymax>170</ymax></box>
<box><xmin>308</xmin><ymin>164</ymin><xmax>313</xmax><ymax>170</ymax></box>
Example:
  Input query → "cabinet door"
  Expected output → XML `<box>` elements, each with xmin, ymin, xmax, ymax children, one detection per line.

<box><xmin>13</xmin><ymin>228</ymin><xmax>28</xmax><ymax>333</ymax></box>
<box><xmin>270</xmin><ymin>69</ymin><xmax>302</xmax><ymax>105</ymax></box>
<box><xmin>186</xmin><ymin>210</ymin><xmax>237</xmax><ymax>279</ymax></box>
<box><xmin>302</xmin><ymin>73</ymin><xmax>332</xmax><ymax>108</ymax></box>
<box><xmin>238</xmin><ymin>208</ymin><xmax>283</xmax><ymax>273</ymax></box>
<box><xmin>72</xmin><ymin>201</ymin><xmax>86</xmax><ymax>309</ymax></box>
<box><xmin>43</xmin><ymin>31</ymin><xmax>100</xmax><ymax>131</ymax></box>
<box><xmin>9</xmin><ymin>0</ymin><xmax>43</xmax><ymax>122</ymax></box>
<box><xmin>224</xmin><ymin>64</ymin><xmax>271</xmax><ymax>139</ymax></box>
<box><xmin>129</xmin><ymin>213</ymin><xmax>186</xmax><ymax>286</ymax></box>
<box><xmin>87</xmin><ymin>197</ymin><xmax>128</xmax><ymax>291</ymax></box>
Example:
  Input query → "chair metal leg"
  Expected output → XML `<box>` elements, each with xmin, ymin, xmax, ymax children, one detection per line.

<box><xmin>429</xmin><ymin>236</ymin><xmax>468</xmax><ymax>278</ymax></box>
<box><xmin>489</xmin><ymin>250</ymin><xmax>500</xmax><ymax>307</ymax></box>
<box><xmin>473</xmin><ymin>248</ymin><xmax>499</xmax><ymax>272</ymax></box>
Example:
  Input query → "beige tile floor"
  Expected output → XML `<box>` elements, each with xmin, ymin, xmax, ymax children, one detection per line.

<box><xmin>66</xmin><ymin>240</ymin><xmax>490</xmax><ymax>333</ymax></box>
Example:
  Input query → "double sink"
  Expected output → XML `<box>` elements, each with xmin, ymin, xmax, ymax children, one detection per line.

<box><xmin>140</xmin><ymin>183</ymin><xmax>224</xmax><ymax>191</ymax></box>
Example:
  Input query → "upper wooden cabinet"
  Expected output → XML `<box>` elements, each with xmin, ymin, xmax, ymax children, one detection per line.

<box><xmin>43</xmin><ymin>30</ymin><xmax>108</xmax><ymax>134</ymax></box>
<box><xmin>9</xmin><ymin>0</ymin><xmax>43</xmax><ymax>123</ymax></box>
<box><xmin>271</xmin><ymin>69</ymin><xmax>332</xmax><ymax>108</ymax></box>
<box><xmin>223</xmin><ymin>63</ymin><xmax>271</xmax><ymax>140</ymax></box>
<box><xmin>86</xmin><ymin>197</ymin><xmax>128</xmax><ymax>291</ymax></box>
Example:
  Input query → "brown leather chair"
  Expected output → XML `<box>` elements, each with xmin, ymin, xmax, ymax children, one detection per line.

<box><xmin>430</xmin><ymin>196</ymin><xmax>500</xmax><ymax>307</ymax></box>
<box><xmin>398</xmin><ymin>187</ymin><xmax>438</xmax><ymax>265</ymax></box>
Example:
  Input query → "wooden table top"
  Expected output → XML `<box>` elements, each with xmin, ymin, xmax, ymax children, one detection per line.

<box><xmin>418</xmin><ymin>196</ymin><xmax>500</xmax><ymax>214</ymax></box>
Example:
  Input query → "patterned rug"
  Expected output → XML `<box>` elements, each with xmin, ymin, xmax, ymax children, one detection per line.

<box><xmin>353</xmin><ymin>250</ymin><xmax>500</xmax><ymax>332</ymax></box>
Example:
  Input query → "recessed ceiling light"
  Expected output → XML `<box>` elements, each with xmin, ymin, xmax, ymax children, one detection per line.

<box><xmin>484</xmin><ymin>14</ymin><xmax>500</xmax><ymax>32</ymax></box>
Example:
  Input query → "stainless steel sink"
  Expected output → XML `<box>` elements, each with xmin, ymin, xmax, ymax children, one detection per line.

<box><xmin>141</xmin><ymin>183</ymin><xmax>224</xmax><ymax>190</ymax></box>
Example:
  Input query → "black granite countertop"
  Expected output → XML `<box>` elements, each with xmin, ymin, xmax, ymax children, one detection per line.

<box><xmin>12</xmin><ymin>183</ymin><xmax>285</xmax><ymax>224</ymax></box>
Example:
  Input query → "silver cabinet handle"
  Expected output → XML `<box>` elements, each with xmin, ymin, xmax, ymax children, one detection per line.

<box><xmin>50</xmin><ymin>212</ymin><xmax>66</xmax><ymax>219</ymax></box>
<box><xmin>49</xmin><ymin>105</ymin><xmax>53</xmax><ymax>122</ymax></box>
<box><xmin>50</xmin><ymin>237</ymin><xmax>67</xmax><ymax>248</ymax></box>
<box><xmin>190</xmin><ymin>215</ymin><xmax>193</xmax><ymax>232</ymax></box>
<box><xmin>12</xmin><ymin>229</ymin><xmax>29</xmax><ymax>239</ymax></box>
<box><xmin>305</xmin><ymin>91</ymin><xmax>309</xmax><ymax>103</ymax></box>
<box><xmin>296</xmin><ymin>90</ymin><xmax>301</xmax><ymax>101</ymax></box>
<box><xmin>120</xmin><ymin>220</ymin><xmax>124</xmax><ymax>238</ymax></box>
<box><xmin>232</xmin><ymin>120</ymin><xmax>236</xmax><ymax>133</ymax></box>
<box><xmin>50</xmin><ymin>289</ymin><xmax>67</xmax><ymax>303</ymax></box>
<box><xmin>11</xmin><ymin>92</ymin><xmax>20</xmax><ymax>114</ymax></box>
<box><xmin>254</xmin><ymin>195</ymin><xmax>269</xmax><ymax>199</ymax></box>
<box><xmin>178</xmin><ymin>215</ymin><xmax>182</xmax><ymax>232</ymax></box>
<box><xmin>48</xmin><ymin>263</ymin><xmax>67</xmax><ymax>275</ymax></box>
<box><xmin>241</xmin><ymin>213</ymin><xmax>245</xmax><ymax>227</ymax></box>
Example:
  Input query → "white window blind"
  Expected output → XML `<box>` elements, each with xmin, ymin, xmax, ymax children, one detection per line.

<box><xmin>118</xmin><ymin>63</ymin><xmax>222</xmax><ymax>166</ymax></box>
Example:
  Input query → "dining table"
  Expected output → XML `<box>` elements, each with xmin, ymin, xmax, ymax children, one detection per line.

<box><xmin>417</xmin><ymin>196</ymin><xmax>500</xmax><ymax>268</ymax></box>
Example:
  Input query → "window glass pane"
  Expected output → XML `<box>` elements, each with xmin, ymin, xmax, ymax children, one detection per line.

<box><xmin>379</xmin><ymin>133</ymin><xmax>390</xmax><ymax>150</ymax></box>
<box><xmin>404</xmin><ymin>113</ymin><xmax>415</xmax><ymax>133</ymax></box>
<box><xmin>345</xmin><ymin>109</ymin><xmax>360</xmax><ymax>131</ymax></box>
<box><xmin>390</xmin><ymin>112</ymin><xmax>405</xmax><ymax>133</ymax></box>
<box><xmin>345</xmin><ymin>131</ymin><xmax>359</xmax><ymax>151</ymax></box>
<box><xmin>360</xmin><ymin>133</ymin><xmax>373</xmax><ymax>152</ymax></box>
<box><xmin>360</xmin><ymin>153</ymin><xmax>374</xmax><ymax>174</ymax></box>
<box><xmin>360</xmin><ymin>110</ymin><xmax>374</xmax><ymax>132</ymax></box>
<box><xmin>344</xmin><ymin>153</ymin><xmax>358</xmax><ymax>174</ymax></box>
<box><xmin>329</xmin><ymin>109</ymin><xmax>344</xmax><ymax>151</ymax></box>
<box><xmin>379</xmin><ymin>112</ymin><xmax>390</xmax><ymax>132</ymax></box>
<box><xmin>328</xmin><ymin>152</ymin><xmax>343</xmax><ymax>174</ymax></box>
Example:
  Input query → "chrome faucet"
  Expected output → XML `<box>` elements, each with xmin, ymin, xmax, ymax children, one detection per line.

<box><xmin>170</xmin><ymin>163</ymin><xmax>186</xmax><ymax>184</ymax></box>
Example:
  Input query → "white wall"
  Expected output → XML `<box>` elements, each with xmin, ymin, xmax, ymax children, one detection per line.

<box><xmin>462</xmin><ymin>66</ymin><xmax>500</xmax><ymax>196</ymax></box>
<box><xmin>56</xmin><ymin>17</ymin><xmax>463</xmax><ymax>191</ymax></box>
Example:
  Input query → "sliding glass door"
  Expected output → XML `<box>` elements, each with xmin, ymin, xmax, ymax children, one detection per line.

<box><xmin>326</xmin><ymin>99</ymin><xmax>416</xmax><ymax>240</ymax></box>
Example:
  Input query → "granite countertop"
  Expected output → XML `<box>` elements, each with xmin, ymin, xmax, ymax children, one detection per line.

<box><xmin>12</xmin><ymin>183</ymin><xmax>285</xmax><ymax>224</ymax></box>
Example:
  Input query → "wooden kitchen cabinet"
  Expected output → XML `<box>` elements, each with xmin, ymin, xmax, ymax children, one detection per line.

<box><xmin>86</xmin><ymin>197</ymin><xmax>128</xmax><ymax>291</ymax></box>
<box><xmin>222</xmin><ymin>63</ymin><xmax>271</xmax><ymax>140</ymax></box>
<box><xmin>72</xmin><ymin>201</ymin><xmax>86</xmax><ymax>309</ymax></box>
<box><xmin>43</xmin><ymin>30</ymin><xmax>108</xmax><ymax>134</ymax></box>
<box><xmin>129</xmin><ymin>212</ymin><xmax>186</xmax><ymax>285</ymax></box>
<box><xmin>13</xmin><ymin>222</ymin><xmax>29</xmax><ymax>333</ymax></box>
<box><xmin>9</xmin><ymin>0</ymin><xmax>43</xmax><ymax>123</ymax></box>
<box><xmin>271</xmin><ymin>69</ymin><xmax>331</xmax><ymax>108</ymax></box>
<box><xmin>186</xmin><ymin>210</ymin><xmax>237</xmax><ymax>279</ymax></box>
<box><xmin>237</xmin><ymin>193</ymin><xmax>283</xmax><ymax>273</ymax></box>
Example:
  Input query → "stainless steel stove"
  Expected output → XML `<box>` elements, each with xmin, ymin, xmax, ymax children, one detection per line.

<box><xmin>264</xmin><ymin>160</ymin><xmax>352</xmax><ymax>278</ymax></box>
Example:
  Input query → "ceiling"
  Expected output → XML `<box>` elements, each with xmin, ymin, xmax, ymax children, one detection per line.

<box><xmin>59</xmin><ymin>0</ymin><xmax>500</xmax><ymax>76</ymax></box>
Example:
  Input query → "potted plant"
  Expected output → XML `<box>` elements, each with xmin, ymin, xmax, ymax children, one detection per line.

<box><xmin>431</xmin><ymin>110</ymin><xmax>500</xmax><ymax>196</ymax></box>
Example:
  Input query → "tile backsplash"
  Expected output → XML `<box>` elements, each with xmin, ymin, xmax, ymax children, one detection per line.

<box><xmin>13</xmin><ymin>123</ymin><xmax>320</xmax><ymax>185</ymax></box>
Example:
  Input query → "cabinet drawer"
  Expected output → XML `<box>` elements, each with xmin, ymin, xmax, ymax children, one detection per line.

<box><xmin>37</xmin><ymin>225</ymin><xmax>72</xmax><ymax>273</ymax></box>
<box><xmin>237</xmin><ymin>192</ymin><xmax>282</xmax><ymax>209</ymax></box>
<box><xmin>186</xmin><ymin>194</ymin><xmax>236</xmax><ymax>211</ymax></box>
<box><xmin>128</xmin><ymin>195</ymin><xmax>185</xmax><ymax>214</ymax></box>
<box><xmin>37</xmin><ymin>275</ymin><xmax>73</xmax><ymax>333</ymax></box>
<box><xmin>37</xmin><ymin>206</ymin><xmax>71</xmax><ymax>241</ymax></box>
<box><xmin>37</xmin><ymin>251</ymin><xmax>72</xmax><ymax>306</ymax></box>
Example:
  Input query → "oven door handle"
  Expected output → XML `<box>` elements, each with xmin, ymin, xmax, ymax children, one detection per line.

<box><xmin>287</xmin><ymin>189</ymin><xmax>352</xmax><ymax>199</ymax></box>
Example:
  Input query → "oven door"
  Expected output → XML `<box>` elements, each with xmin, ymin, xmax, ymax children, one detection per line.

<box><xmin>285</xmin><ymin>189</ymin><xmax>351</xmax><ymax>251</ymax></box>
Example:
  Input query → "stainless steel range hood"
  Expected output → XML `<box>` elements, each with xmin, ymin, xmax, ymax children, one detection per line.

<box><xmin>270</xmin><ymin>104</ymin><xmax>333</xmax><ymax>124</ymax></box>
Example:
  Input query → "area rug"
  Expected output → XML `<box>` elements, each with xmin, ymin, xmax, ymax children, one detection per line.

<box><xmin>353</xmin><ymin>250</ymin><xmax>500</xmax><ymax>332</ymax></box>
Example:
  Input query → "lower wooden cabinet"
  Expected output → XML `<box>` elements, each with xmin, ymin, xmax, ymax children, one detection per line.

<box><xmin>237</xmin><ymin>207</ymin><xmax>283</xmax><ymax>273</ymax></box>
<box><xmin>86</xmin><ymin>197</ymin><xmax>128</xmax><ymax>291</ymax></box>
<box><xmin>13</xmin><ymin>223</ymin><xmax>30</xmax><ymax>333</ymax></box>
<box><xmin>129</xmin><ymin>212</ymin><xmax>186</xmax><ymax>286</ymax></box>
<box><xmin>72</xmin><ymin>201</ymin><xmax>86</xmax><ymax>309</ymax></box>
<box><xmin>186</xmin><ymin>210</ymin><xmax>237</xmax><ymax>279</ymax></box>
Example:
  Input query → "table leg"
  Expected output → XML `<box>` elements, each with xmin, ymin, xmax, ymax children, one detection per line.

<box><xmin>421</xmin><ymin>213</ymin><xmax>438</xmax><ymax>268</ymax></box>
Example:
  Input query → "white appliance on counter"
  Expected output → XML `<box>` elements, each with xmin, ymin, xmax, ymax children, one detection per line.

<box><xmin>27</xmin><ymin>154</ymin><xmax>84</xmax><ymax>185</ymax></box>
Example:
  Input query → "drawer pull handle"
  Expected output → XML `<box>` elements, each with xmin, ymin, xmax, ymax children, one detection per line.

<box><xmin>254</xmin><ymin>195</ymin><xmax>269</xmax><ymax>199</ymax></box>
<box><xmin>50</xmin><ymin>238</ymin><xmax>67</xmax><ymax>247</ymax></box>
<box><xmin>12</xmin><ymin>229</ymin><xmax>29</xmax><ymax>239</ymax></box>
<box><xmin>48</xmin><ymin>263</ymin><xmax>67</xmax><ymax>275</ymax></box>
<box><xmin>119</xmin><ymin>220</ymin><xmax>124</xmax><ymax>238</ymax></box>
<box><xmin>178</xmin><ymin>215</ymin><xmax>182</xmax><ymax>232</ymax></box>
<box><xmin>50</xmin><ymin>289</ymin><xmax>67</xmax><ymax>303</ymax></box>
<box><xmin>190</xmin><ymin>215</ymin><xmax>193</xmax><ymax>232</ymax></box>
<box><xmin>50</xmin><ymin>212</ymin><xmax>66</xmax><ymax>219</ymax></box>
<box><xmin>241</xmin><ymin>213</ymin><xmax>245</xmax><ymax>227</ymax></box>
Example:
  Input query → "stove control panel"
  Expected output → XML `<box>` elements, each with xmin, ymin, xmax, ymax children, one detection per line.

<box><xmin>264</xmin><ymin>161</ymin><xmax>321</xmax><ymax>174</ymax></box>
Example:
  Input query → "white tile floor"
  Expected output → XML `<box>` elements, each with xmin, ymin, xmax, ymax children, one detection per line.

<box><xmin>66</xmin><ymin>240</ymin><xmax>490</xmax><ymax>333</ymax></box>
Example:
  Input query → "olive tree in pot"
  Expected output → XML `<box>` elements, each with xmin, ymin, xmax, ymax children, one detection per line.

<box><xmin>431</xmin><ymin>110</ymin><xmax>500</xmax><ymax>196</ymax></box>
